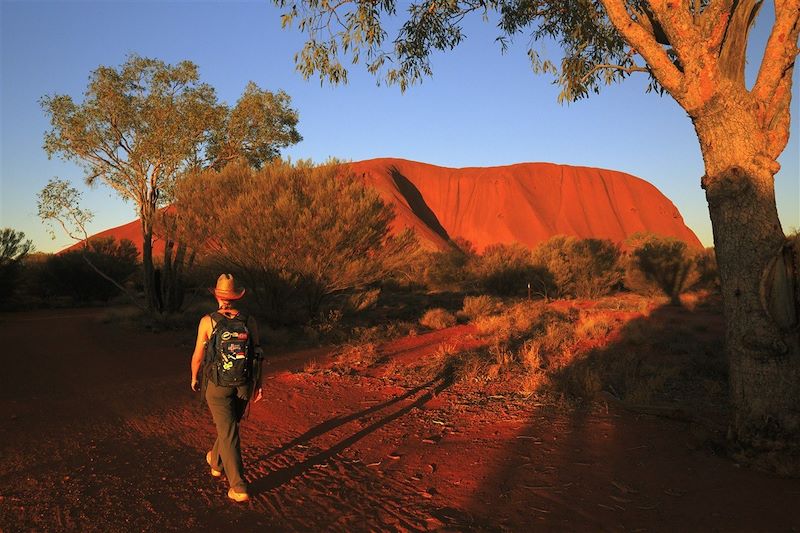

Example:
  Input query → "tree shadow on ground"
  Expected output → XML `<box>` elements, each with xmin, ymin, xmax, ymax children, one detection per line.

<box><xmin>460</xmin><ymin>298</ymin><xmax>800</xmax><ymax>531</ymax></box>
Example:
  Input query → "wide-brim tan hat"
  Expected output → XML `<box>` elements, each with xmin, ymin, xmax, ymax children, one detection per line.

<box><xmin>209</xmin><ymin>273</ymin><xmax>246</xmax><ymax>300</ymax></box>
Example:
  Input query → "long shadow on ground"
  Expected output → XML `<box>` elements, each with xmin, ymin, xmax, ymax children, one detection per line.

<box><xmin>462</xmin><ymin>301</ymin><xmax>800</xmax><ymax>531</ymax></box>
<box><xmin>250</xmin><ymin>375</ymin><xmax>452</xmax><ymax>495</ymax></box>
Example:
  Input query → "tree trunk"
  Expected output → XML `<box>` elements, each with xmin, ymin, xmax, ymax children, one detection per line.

<box><xmin>169</xmin><ymin>241</ymin><xmax>187</xmax><ymax>313</ymax></box>
<box><xmin>694</xmin><ymin>99</ymin><xmax>800</xmax><ymax>468</ymax></box>
<box><xmin>141</xmin><ymin>215</ymin><xmax>159</xmax><ymax>313</ymax></box>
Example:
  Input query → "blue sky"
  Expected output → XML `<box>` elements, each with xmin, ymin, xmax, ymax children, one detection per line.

<box><xmin>1</xmin><ymin>0</ymin><xmax>798</xmax><ymax>253</ymax></box>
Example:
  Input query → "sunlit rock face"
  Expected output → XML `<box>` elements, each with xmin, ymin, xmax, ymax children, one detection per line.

<box><xmin>349</xmin><ymin>158</ymin><xmax>701</xmax><ymax>252</ymax></box>
<box><xmin>67</xmin><ymin>158</ymin><xmax>701</xmax><ymax>256</ymax></box>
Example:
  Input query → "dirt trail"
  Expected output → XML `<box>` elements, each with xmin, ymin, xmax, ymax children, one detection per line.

<box><xmin>1</xmin><ymin>308</ymin><xmax>799</xmax><ymax>531</ymax></box>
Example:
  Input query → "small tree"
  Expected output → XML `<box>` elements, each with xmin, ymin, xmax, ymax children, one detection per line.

<box><xmin>423</xmin><ymin>245</ymin><xmax>473</xmax><ymax>291</ymax></box>
<box><xmin>174</xmin><ymin>161</ymin><xmax>419</xmax><ymax>321</ymax></box>
<box><xmin>41</xmin><ymin>55</ymin><xmax>301</xmax><ymax>312</ymax></box>
<box><xmin>38</xmin><ymin>178</ymin><xmax>142</xmax><ymax>307</ymax></box>
<box><xmin>532</xmin><ymin>236</ymin><xmax>623</xmax><ymax>299</ymax></box>
<box><xmin>471</xmin><ymin>243</ymin><xmax>552</xmax><ymax>298</ymax></box>
<box><xmin>630</xmin><ymin>234</ymin><xmax>698</xmax><ymax>305</ymax></box>
<box><xmin>0</xmin><ymin>229</ymin><xmax>34</xmax><ymax>303</ymax></box>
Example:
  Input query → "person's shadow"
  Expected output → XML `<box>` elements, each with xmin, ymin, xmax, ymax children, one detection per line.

<box><xmin>249</xmin><ymin>373</ymin><xmax>453</xmax><ymax>495</ymax></box>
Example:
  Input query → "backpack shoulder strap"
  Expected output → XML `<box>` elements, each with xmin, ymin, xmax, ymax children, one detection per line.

<box><xmin>209</xmin><ymin>311</ymin><xmax>224</xmax><ymax>330</ymax></box>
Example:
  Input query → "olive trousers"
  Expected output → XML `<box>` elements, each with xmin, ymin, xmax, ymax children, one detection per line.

<box><xmin>205</xmin><ymin>380</ymin><xmax>249</xmax><ymax>492</ymax></box>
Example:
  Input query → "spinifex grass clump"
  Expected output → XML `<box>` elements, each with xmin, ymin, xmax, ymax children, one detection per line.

<box><xmin>452</xmin><ymin>294</ymin><xmax>726</xmax><ymax>407</ymax></box>
<box><xmin>419</xmin><ymin>308</ymin><xmax>457</xmax><ymax>330</ymax></box>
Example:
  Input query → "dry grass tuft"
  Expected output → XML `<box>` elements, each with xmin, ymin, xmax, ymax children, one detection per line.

<box><xmin>330</xmin><ymin>342</ymin><xmax>379</xmax><ymax>373</ymax></box>
<box><xmin>574</xmin><ymin>311</ymin><xmax>614</xmax><ymax>341</ymax></box>
<box><xmin>460</xmin><ymin>295</ymin><xmax>502</xmax><ymax>320</ymax></box>
<box><xmin>419</xmin><ymin>308</ymin><xmax>457</xmax><ymax>330</ymax></box>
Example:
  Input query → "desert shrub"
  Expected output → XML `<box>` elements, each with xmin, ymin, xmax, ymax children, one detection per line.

<box><xmin>532</xmin><ymin>236</ymin><xmax>623</xmax><ymax>299</ymax></box>
<box><xmin>36</xmin><ymin>237</ymin><xmax>139</xmax><ymax>303</ymax></box>
<box><xmin>460</xmin><ymin>295</ymin><xmax>502</xmax><ymax>319</ymax></box>
<box><xmin>466</xmin><ymin>302</ymin><xmax>579</xmax><ymax>394</ymax></box>
<box><xmin>419</xmin><ymin>308</ymin><xmax>457</xmax><ymax>330</ymax></box>
<box><xmin>471</xmin><ymin>301</ymin><xmax>570</xmax><ymax>350</ymax></box>
<box><xmin>470</xmin><ymin>243</ymin><xmax>554</xmax><ymax>297</ymax></box>
<box><xmin>174</xmin><ymin>161</ymin><xmax>419</xmax><ymax>322</ymax></box>
<box><xmin>422</xmin><ymin>246</ymin><xmax>473</xmax><ymax>291</ymax></box>
<box><xmin>0</xmin><ymin>228</ymin><xmax>33</xmax><ymax>307</ymax></box>
<box><xmin>628</xmin><ymin>233</ymin><xmax>699</xmax><ymax>305</ymax></box>
<box><xmin>472</xmin><ymin>313</ymin><xmax>514</xmax><ymax>342</ymax></box>
<box><xmin>622</xmin><ymin>253</ymin><xmax>663</xmax><ymax>298</ymax></box>
<box><xmin>522</xmin><ymin>315</ymin><xmax>577</xmax><ymax>370</ymax></box>
<box><xmin>331</xmin><ymin>342</ymin><xmax>379</xmax><ymax>373</ymax></box>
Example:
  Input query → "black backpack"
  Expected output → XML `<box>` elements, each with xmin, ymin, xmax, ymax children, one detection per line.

<box><xmin>203</xmin><ymin>311</ymin><xmax>254</xmax><ymax>387</ymax></box>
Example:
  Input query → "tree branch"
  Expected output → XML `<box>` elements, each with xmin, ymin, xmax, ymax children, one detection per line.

<box><xmin>79</xmin><ymin>253</ymin><xmax>146</xmax><ymax>311</ymax></box>
<box><xmin>718</xmin><ymin>0</ymin><xmax>763</xmax><ymax>86</ymax></box>
<box><xmin>580</xmin><ymin>62</ymin><xmax>649</xmax><ymax>83</ymax></box>
<box><xmin>764</xmin><ymin>65</ymin><xmax>795</xmax><ymax>159</ymax></box>
<box><xmin>648</xmin><ymin>0</ymin><xmax>705</xmax><ymax>71</ymax></box>
<box><xmin>599</xmin><ymin>0</ymin><xmax>685</xmax><ymax>98</ymax></box>
<box><xmin>701</xmin><ymin>0</ymin><xmax>735</xmax><ymax>53</ymax></box>
<box><xmin>699</xmin><ymin>0</ymin><xmax>735</xmax><ymax>33</ymax></box>
<box><xmin>752</xmin><ymin>1</ymin><xmax>800</xmax><ymax>103</ymax></box>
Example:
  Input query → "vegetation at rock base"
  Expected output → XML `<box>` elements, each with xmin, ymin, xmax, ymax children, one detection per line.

<box><xmin>173</xmin><ymin>160</ymin><xmax>420</xmax><ymax>323</ymax></box>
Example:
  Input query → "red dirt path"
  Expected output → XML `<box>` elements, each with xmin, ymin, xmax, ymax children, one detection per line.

<box><xmin>1</xmin><ymin>308</ymin><xmax>798</xmax><ymax>531</ymax></box>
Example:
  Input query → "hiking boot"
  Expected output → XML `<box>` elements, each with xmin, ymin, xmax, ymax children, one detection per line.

<box><xmin>206</xmin><ymin>451</ymin><xmax>222</xmax><ymax>478</ymax></box>
<box><xmin>227</xmin><ymin>487</ymin><xmax>250</xmax><ymax>503</ymax></box>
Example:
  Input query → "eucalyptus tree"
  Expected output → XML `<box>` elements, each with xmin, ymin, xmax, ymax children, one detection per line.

<box><xmin>41</xmin><ymin>55</ymin><xmax>301</xmax><ymax>312</ymax></box>
<box><xmin>274</xmin><ymin>0</ymin><xmax>800</xmax><ymax>462</ymax></box>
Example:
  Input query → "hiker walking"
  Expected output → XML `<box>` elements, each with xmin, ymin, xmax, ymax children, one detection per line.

<box><xmin>190</xmin><ymin>274</ymin><xmax>263</xmax><ymax>502</ymax></box>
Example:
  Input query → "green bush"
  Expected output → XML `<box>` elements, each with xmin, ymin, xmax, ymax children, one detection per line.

<box><xmin>174</xmin><ymin>161</ymin><xmax>419</xmax><ymax>323</ymax></box>
<box><xmin>422</xmin><ymin>246</ymin><xmax>473</xmax><ymax>291</ymax></box>
<box><xmin>461</xmin><ymin>295</ymin><xmax>501</xmax><ymax>319</ymax></box>
<box><xmin>36</xmin><ymin>237</ymin><xmax>139</xmax><ymax>303</ymax></box>
<box><xmin>627</xmin><ymin>233</ymin><xmax>698</xmax><ymax>305</ymax></box>
<box><xmin>470</xmin><ymin>243</ymin><xmax>554</xmax><ymax>297</ymax></box>
<box><xmin>532</xmin><ymin>236</ymin><xmax>623</xmax><ymax>299</ymax></box>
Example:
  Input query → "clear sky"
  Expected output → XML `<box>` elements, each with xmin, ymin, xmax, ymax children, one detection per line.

<box><xmin>1</xmin><ymin>0</ymin><xmax>798</xmax><ymax>253</ymax></box>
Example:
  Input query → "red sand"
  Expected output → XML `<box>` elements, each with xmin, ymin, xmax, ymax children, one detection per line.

<box><xmin>64</xmin><ymin>158</ymin><xmax>701</xmax><ymax>256</ymax></box>
<box><xmin>1</xmin><ymin>307</ymin><xmax>798</xmax><ymax>531</ymax></box>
